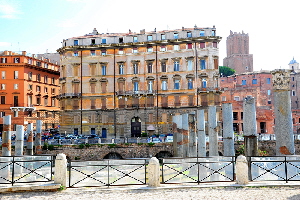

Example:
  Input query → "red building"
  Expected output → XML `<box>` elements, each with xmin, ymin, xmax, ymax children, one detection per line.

<box><xmin>0</xmin><ymin>51</ymin><xmax>60</xmax><ymax>132</ymax></box>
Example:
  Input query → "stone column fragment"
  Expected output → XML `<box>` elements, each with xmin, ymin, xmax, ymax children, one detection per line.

<box><xmin>2</xmin><ymin>115</ymin><xmax>11</xmax><ymax>156</ymax></box>
<box><xmin>208</xmin><ymin>106</ymin><xmax>218</xmax><ymax>156</ymax></box>
<box><xmin>182</xmin><ymin>114</ymin><xmax>189</xmax><ymax>157</ymax></box>
<box><xmin>188</xmin><ymin>113</ymin><xmax>197</xmax><ymax>157</ymax></box>
<box><xmin>173</xmin><ymin>115</ymin><xmax>183</xmax><ymax>157</ymax></box>
<box><xmin>35</xmin><ymin>120</ymin><xmax>42</xmax><ymax>154</ymax></box>
<box><xmin>26</xmin><ymin>123</ymin><xmax>34</xmax><ymax>155</ymax></box>
<box><xmin>15</xmin><ymin>125</ymin><xmax>24</xmax><ymax>175</ymax></box>
<box><xmin>148</xmin><ymin>157</ymin><xmax>160</xmax><ymax>187</ymax></box>
<box><xmin>222</xmin><ymin>103</ymin><xmax>235</xmax><ymax>157</ymax></box>
<box><xmin>272</xmin><ymin>69</ymin><xmax>295</xmax><ymax>155</ymax></box>
<box><xmin>54</xmin><ymin>153</ymin><xmax>68</xmax><ymax>187</ymax></box>
<box><xmin>197</xmin><ymin>109</ymin><xmax>206</xmax><ymax>157</ymax></box>
<box><xmin>236</xmin><ymin>155</ymin><xmax>249</xmax><ymax>185</ymax></box>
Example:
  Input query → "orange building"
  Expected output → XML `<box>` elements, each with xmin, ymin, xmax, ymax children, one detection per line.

<box><xmin>0</xmin><ymin>51</ymin><xmax>60</xmax><ymax>133</ymax></box>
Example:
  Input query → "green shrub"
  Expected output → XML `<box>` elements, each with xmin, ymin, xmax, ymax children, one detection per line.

<box><xmin>79</xmin><ymin>144</ymin><xmax>85</xmax><ymax>149</ymax></box>
<box><xmin>147</xmin><ymin>142</ymin><xmax>155</xmax><ymax>146</ymax></box>
<box><xmin>108</xmin><ymin>143</ymin><xmax>117</xmax><ymax>148</ymax></box>
<box><xmin>48</xmin><ymin>144</ymin><xmax>54</xmax><ymax>151</ymax></box>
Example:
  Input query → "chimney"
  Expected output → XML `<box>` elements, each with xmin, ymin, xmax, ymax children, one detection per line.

<box><xmin>22</xmin><ymin>51</ymin><xmax>26</xmax><ymax>56</ymax></box>
<box><xmin>140</xmin><ymin>29</ymin><xmax>145</xmax><ymax>34</ymax></box>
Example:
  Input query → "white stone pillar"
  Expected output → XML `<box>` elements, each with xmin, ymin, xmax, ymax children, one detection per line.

<box><xmin>197</xmin><ymin>109</ymin><xmax>206</xmax><ymax>157</ymax></box>
<box><xmin>26</xmin><ymin>123</ymin><xmax>34</xmax><ymax>155</ymax></box>
<box><xmin>148</xmin><ymin>157</ymin><xmax>160</xmax><ymax>187</ymax></box>
<box><xmin>35</xmin><ymin>120</ymin><xmax>42</xmax><ymax>154</ymax></box>
<box><xmin>208</xmin><ymin>106</ymin><xmax>218</xmax><ymax>156</ymax></box>
<box><xmin>2</xmin><ymin>115</ymin><xmax>12</xmax><ymax>156</ymax></box>
<box><xmin>272</xmin><ymin>69</ymin><xmax>295</xmax><ymax>155</ymax></box>
<box><xmin>243</xmin><ymin>96</ymin><xmax>258</xmax><ymax>156</ymax></box>
<box><xmin>15</xmin><ymin>125</ymin><xmax>24</xmax><ymax>175</ymax></box>
<box><xmin>236</xmin><ymin>155</ymin><xmax>249</xmax><ymax>185</ymax></box>
<box><xmin>222</xmin><ymin>103</ymin><xmax>235</xmax><ymax>156</ymax></box>
<box><xmin>182</xmin><ymin>114</ymin><xmax>189</xmax><ymax>157</ymax></box>
<box><xmin>174</xmin><ymin>115</ymin><xmax>183</xmax><ymax>157</ymax></box>
<box><xmin>54</xmin><ymin>153</ymin><xmax>68</xmax><ymax>187</ymax></box>
<box><xmin>188</xmin><ymin>113</ymin><xmax>197</xmax><ymax>157</ymax></box>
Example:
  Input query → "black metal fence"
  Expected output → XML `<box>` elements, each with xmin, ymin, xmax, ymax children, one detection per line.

<box><xmin>0</xmin><ymin>155</ymin><xmax>54</xmax><ymax>186</ymax></box>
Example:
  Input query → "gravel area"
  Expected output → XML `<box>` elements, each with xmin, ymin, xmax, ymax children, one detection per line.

<box><xmin>0</xmin><ymin>186</ymin><xmax>300</xmax><ymax>200</ymax></box>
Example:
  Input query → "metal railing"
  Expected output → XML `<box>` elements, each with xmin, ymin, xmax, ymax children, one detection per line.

<box><xmin>68</xmin><ymin>159</ymin><xmax>147</xmax><ymax>187</ymax></box>
<box><xmin>0</xmin><ymin>155</ymin><xmax>54</xmax><ymax>186</ymax></box>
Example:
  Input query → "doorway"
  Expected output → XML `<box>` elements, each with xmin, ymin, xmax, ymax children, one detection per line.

<box><xmin>131</xmin><ymin>117</ymin><xmax>141</xmax><ymax>137</ymax></box>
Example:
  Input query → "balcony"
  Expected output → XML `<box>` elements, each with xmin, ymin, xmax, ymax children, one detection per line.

<box><xmin>56</xmin><ymin>93</ymin><xmax>81</xmax><ymax>99</ymax></box>
<box><xmin>116</xmin><ymin>90</ymin><xmax>156</xmax><ymax>96</ymax></box>
<box><xmin>59</xmin><ymin>77</ymin><xmax>66</xmax><ymax>83</ymax></box>
<box><xmin>197</xmin><ymin>87</ymin><xmax>219</xmax><ymax>93</ymax></box>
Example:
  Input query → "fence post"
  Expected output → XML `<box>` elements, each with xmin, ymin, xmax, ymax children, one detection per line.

<box><xmin>236</xmin><ymin>155</ymin><xmax>249</xmax><ymax>185</ymax></box>
<box><xmin>148</xmin><ymin>157</ymin><xmax>160</xmax><ymax>187</ymax></box>
<box><xmin>54</xmin><ymin>153</ymin><xmax>68</xmax><ymax>187</ymax></box>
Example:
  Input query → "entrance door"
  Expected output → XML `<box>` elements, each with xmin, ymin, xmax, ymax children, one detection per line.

<box><xmin>102</xmin><ymin>128</ymin><xmax>107</xmax><ymax>138</ymax></box>
<box><xmin>131</xmin><ymin>117</ymin><xmax>141</xmax><ymax>137</ymax></box>
<box><xmin>74</xmin><ymin>128</ymin><xmax>78</xmax><ymax>136</ymax></box>
<box><xmin>91</xmin><ymin>128</ymin><xmax>96</xmax><ymax>135</ymax></box>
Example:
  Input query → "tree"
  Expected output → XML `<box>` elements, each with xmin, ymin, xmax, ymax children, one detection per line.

<box><xmin>219</xmin><ymin>66</ymin><xmax>235</xmax><ymax>77</ymax></box>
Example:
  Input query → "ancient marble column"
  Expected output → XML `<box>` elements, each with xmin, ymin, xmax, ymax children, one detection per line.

<box><xmin>182</xmin><ymin>114</ymin><xmax>189</xmax><ymax>157</ymax></box>
<box><xmin>197</xmin><ymin>109</ymin><xmax>206</xmax><ymax>157</ymax></box>
<box><xmin>15</xmin><ymin>125</ymin><xmax>24</xmax><ymax>174</ymax></box>
<box><xmin>243</xmin><ymin>96</ymin><xmax>258</xmax><ymax>156</ymax></box>
<box><xmin>272</xmin><ymin>69</ymin><xmax>295</xmax><ymax>155</ymax></box>
<box><xmin>2</xmin><ymin>115</ymin><xmax>11</xmax><ymax>156</ymax></box>
<box><xmin>35</xmin><ymin>120</ymin><xmax>42</xmax><ymax>154</ymax></box>
<box><xmin>208</xmin><ymin>106</ymin><xmax>218</xmax><ymax>156</ymax></box>
<box><xmin>26</xmin><ymin>123</ymin><xmax>34</xmax><ymax>155</ymax></box>
<box><xmin>173</xmin><ymin>115</ymin><xmax>183</xmax><ymax>157</ymax></box>
<box><xmin>222</xmin><ymin>103</ymin><xmax>235</xmax><ymax>156</ymax></box>
<box><xmin>188</xmin><ymin>113</ymin><xmax>197</xmax><ymax>157</ymax></box>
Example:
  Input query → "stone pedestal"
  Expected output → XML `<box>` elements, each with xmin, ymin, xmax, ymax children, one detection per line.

<box><xmin>54</xmin><ymin>153</ymin><xmax>68</xmax><ymax>187</ymax></box>
<box><xmin>148</xmin><ymin>157</ymin><xmax>160</xmax><ymax>187</ymax></box>
<box><xmin>236</xmin><ymin>155</ymin><xmax>249</xmax><ymax>185</ymax></box>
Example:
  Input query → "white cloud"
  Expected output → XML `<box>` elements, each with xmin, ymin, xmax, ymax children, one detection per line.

<box><xmin>0</xmin><ymin>42</ymin><xmax>10</xmax><ymax>46</ymax></box>
<box><xmin>0</xmin><ymin>0</ymin><xmax>21</xmax><ymax>19</ymax></box>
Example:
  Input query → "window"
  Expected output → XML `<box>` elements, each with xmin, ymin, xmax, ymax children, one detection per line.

<box><xmin>101</xmin><ymin>50</ymin><xmax>106</xmax><ymax>56</ymax></box>
<box><xmin>147</xmin><ymin>35</ymin><xmax>153</xmax><ymax>41</ymax></box>
<box><xmin>147</xmin><ymin>63</ymin><xmax>152</xmax><ymax>73</ymax></box>
<box><xmin>133</xmin><ymin>82</ymin><xmax>139</xmax><ymax>92</ymax></box>
<box><xmin>133</xmin><ymin>47</ymin><xmax>138</xmax><ymax>53</ymax></box>
<box><xmin>267</xmin><ymin>78</ymin><xmax>271</xmax><ymax>84</ymax></box>
<box><xmin>292</xmin><ymin>77</ymin><xmax>295</xmax><ymax>81</ymax></box>
<box><xmin>147</xmin><ymin>46</ymin><xmax>153</xmax><ymax>52</ymax></box>
<box><xmin>252</xmin><ymin>79</ymin><xmax>257</xmax><ymax>84</ymax></box>
<box><xmin>1</xmin><ymin>71</ymin><xmax>5</xmax><ymax>79</ymax></box>
<box><xmin>233</xmin><ymin>112</ymin><xmax>238</xmax><ymax>120</ymax></box>
<box><xmin>200</xmin><ymin>42</ymin><xmax>205</xmax><ymax>48</ymax></box>
<box><xmin>234</xmin><ymin>96</ymin><xmax>240</xmax><ymax>101</ymax></box>
<box><xmin>292</xmin><ymin>90</ymin><xmax>296</xmax><ymax>96</ymax></box>
<box><xmin>74</xmin><ymin>40</ymin><xmax>78</xmax><ymax>45</ymax></box>
<box><xmin>1</xmin><ymin>84</ymin><xmax>5</xmax><ymax>90</ymax></box>
<box><xmin>222</xmin><ymin>96</ymin><xmax>226</xmax><ymax>101</ymax></box>
<box><xmin>90</xmin><ymin>83</ymin><xmax>96</xmax><ymax>93</ymax></box>
<box><xmin>268</xmin><ymin>90</ymin><xmax>271</xmax><ymax>95</ymax></box>
<box><xmin>37</xmin><ymin>74</ymin><xmax>41</xmax><ymax>82</ymax></box>
<box><xmin>101</xmin><ymin>65</ymin><xmax>106</xmax><ymax>75</ymax></box>
<box><xmin>91</xmin><ymin>39</ymin><xmax>95</xmax><ymax>44</ymax></box>
<box><xmin>14</xmin><ymin>71</ymin><xmax>18</xmax><ymax>79</ymax></box>
<box><xmin>200</xmin><ymin>30</ymin><xmax>205</xmax><ymax>36</ymax></box>
<box><xmin>52</xmin><ymin>98</ymin><xmax>55</xmax><ymax>107</ymax></box>
<box><xmin>133</xmin><ymin>36</ymin><xmax>138</xmax><ymax>42</ymax></box>
<box><xmin>36</xmin><ymin>96</ymin><xmax>41</xmax><ymax>105</ymax></box>
<box><xmin>101</xmin><ymin>39</ymin><xmax>106</xmax><ymax>44</ymax></box>
<box><xmin>14</xmin><ymin>84</ymin><xmax>18</xmax><ymax>89</ymax></box>
<box><xmin>213</xmin><ymin>42</ymin><xmax>217</xmax><ymax>48</ymax></box>
<box><xmin>242</xmin><ymin>80</ymin><xmax>246</xmax><ymax>85</ymax></box>
<box><xmin>119</xmin><ymin>37</ymin><xmax>123</xmax><ymax>43</ymax></box>
<box><xmin>51</xmin><ymin>77</ymin><xmax>55</xmax><ymax>84</ymax></box>
<box><xmin>162</xmin><ymin>80</ymin><xmax>167</xmax><ymax>90</ymax></box>
<box><xmin>188</xmin><ymin>79</ymin><xmax>193</xmax><ymax>89</ymax></box>
<box><xmin>187</xmin><ymin>43</ymin><xmax>192</xmax><ymax>49</ymax></box>
<box><xmin>51</xmin><ymin>88</ymin><xmax>55</xmax><ymax>94</ymax></box>
<box><xmin>119</xmin><ymin>48</ymin><xmax>124</xmax><ymax>54</ymax></box>
<box><xmin>200</xmin><ymin>59</ymin><xmax>206</xmax><ymax>70</ymax></box>
<box><xmin>44</xmin><ymin>87</ymin><xmax>48</xmax><ymax>93</ymax></box>
<box><xmin>119</xmin><ymin>64</ymin><xmax>124</xmax><ymax>75</ymax></box>
<box><xmin>74</xmin><ymin>51</ymin><xmax>78</xmax><ymax>56</ymax></box>
<box><xmin>174</xmin><ymin>44</ymin><xmax>179</xmax><ymax>50</ymax></box>
<box><xmin>44</xmin><ymin>75</ymin><xmax>48</xmax><ymax>84</ymax></box>
<box><xmin>268</xmin><ymin>100</ymin><xmax>271</xmax><ymax>104</ymax></box>
<box><xmin>161</xmin><ymin>62</ymin><xmax>167</xmax><ymax>72</ymax></box>
<box><xmin>36</xmin><ymin>61</ymin><xmax>41</xmax><ymax>67</ymax></box>
<box><xmin>44</xmin><ymin>97</ymin><xmax>48</xmax><ymax>106</ymax></box>
<box><xmin>187</xmin><ymin>32</ymin><xmax>192</xmax><ymax>38</ymax></box>
<box><xmin>161</xmin><ymin>34</ymin><xmax>166</xmax><ymax>40</ymax></box>
<box><xmin>0</xmin><ymin>58</ymin><xmax>7</xmax><ymax>63</ymax></box>
<box><xmin>174</xmin><ymin>33</ymin><xmax>178</xmax><ymax>39</ymax></box>
<box><xmin>14</xmin><ymin>57</ymin><xmax>20</xmax><ymax>63</ymax></box>
<box><xmin>0</xmin><ymin>96</ymin><xmax>5</xmax><ymax>104</ymax></box>
<box><xmin>28</xmin><ymin>84</ymin><xmax>32</xmax><ymax>90</ymax></box>
<box><xmin>90</xmin><ymin>50</ymin><xmax>96</xmax><ymax>56</ymax></box>
<box><xmin>202</xmin><ymin>79</ymin><xmax>207</xmax><ymax>88</ymax></box>
<box><xmin>28</xmin><ymin>72</ymin><xmax>32</xmax><ymax>80</ymax></box>
<box><xmin>148</xmin><ymin>81</ymin><xmax>153</xmax><ymax>92</ymax></box>
<box><xmin>0</xmin><ymin>112</ymin><xmax>5</xmax><ymax>117</ymax></box>
<box><xmin>161</xmin><ymin>45</ymin><xmax>166</xmax><ymax>51</ymax></box>
<box><xmin>212</xmin><ymin>30</ymin><xmax>216</xmax><ymax>36</ymax></box>
<box><xmin>36</xmin><ymin>85</ymin><xmax>41</xmax><ymax>92</ymax></box>
<box><xmin>174</xmin><ymin>61</ymin><xmax>180</xmax><ymax>71</ymax></box>
<box><xmin>187</xmin><ymin>60</ymin><xmax>193</xmax><ymax>71</ymax></box>
<box><xmin>174</xmin><ymin>80</ymin><xmax>180</xmax><ymax>89</ymax></box>
<box><xmin>133</xmin><ymin>63</ymin><xmax>138</xmax><ymax>74</ymax></box>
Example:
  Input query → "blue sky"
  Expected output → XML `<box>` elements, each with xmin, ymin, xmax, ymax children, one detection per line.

<box><xmin>0</xmin><ymin>0</ymin><xmax>299</xmax><ymax>71</ymax></box>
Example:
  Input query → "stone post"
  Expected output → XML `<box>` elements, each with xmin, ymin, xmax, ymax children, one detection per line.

<box><xmin>208</xmin><ymin>106</ymin><xmax>218</xmax><ymax>156</ymax></box>
<box><xmin>54</xmin><ymin>153</ymin><xmax>68</xmax><ymax>187</ymax></box>
<box><xmin>2</xmin><ymin>115</ymin><xmax>11</xmax><ymax>156</ymax></box>
<box><xmin>188</xmin><ymin>113</ymin><xmax>197</xmax><ymax>157</ymax></box>
<box><xmin>197</xmin><ymin>109</ymin><xmax>206</xmax><ymax>157</ymax></box>
<box><xmin>182</xmin><ymin>114</ymin><xmax>189</xmax><ymax>157</ymax></box>
<box><xmin>15</xmin><ymin>125</ymin><xmax>24</xmax><ymax>175</ymax></box>
<box><xmin>174</xmin><ymin>115</ymin><xmax>183</xmax><ymax>157</ymax></box>
<box><xmin>148</xmin><ymin>157</ymin><xmax>160</xmax><ymax>187</ymax></box>
<box><xmin>236</xmin><ymin>155</ymin><xmax>249</xmax><ymax>185</ymax></box>
<box><xmin>222</xmin><ymin>103</ymin><xmax>235</xmax><ymax>157</ymax></box>
<box><xmin>272</xmin><ymin>69</ymin><xmax>295</xmax><ymax>155</ymax></box>
<box><xmin>243</xmin><ymin>96</ymin><xmax>258</xmax><ymax>156</ymax></box>
<box><xmin>35</xmin><ymin>120</ymin><xmax>42</xmax><ymax>154</ymax></box>
<box><xmin>26</xmin><ymin>123</ymin><xmax>34</xmax><ymax>155</ymax></box>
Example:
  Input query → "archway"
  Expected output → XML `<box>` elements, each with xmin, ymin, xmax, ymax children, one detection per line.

<box><xmin>155</xmin><ymin>151</ymin><xmax>173</xmax><ymax>159</ymax></box>
<box><xmin>131</xmin><ymin>117</ymin><xmax>141</xmax><ymax>137</ymax></box>
<box><xmin>103</xmin><ymin>152</ymin><xmax>123</xmax><ymax>159</ymax></box>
